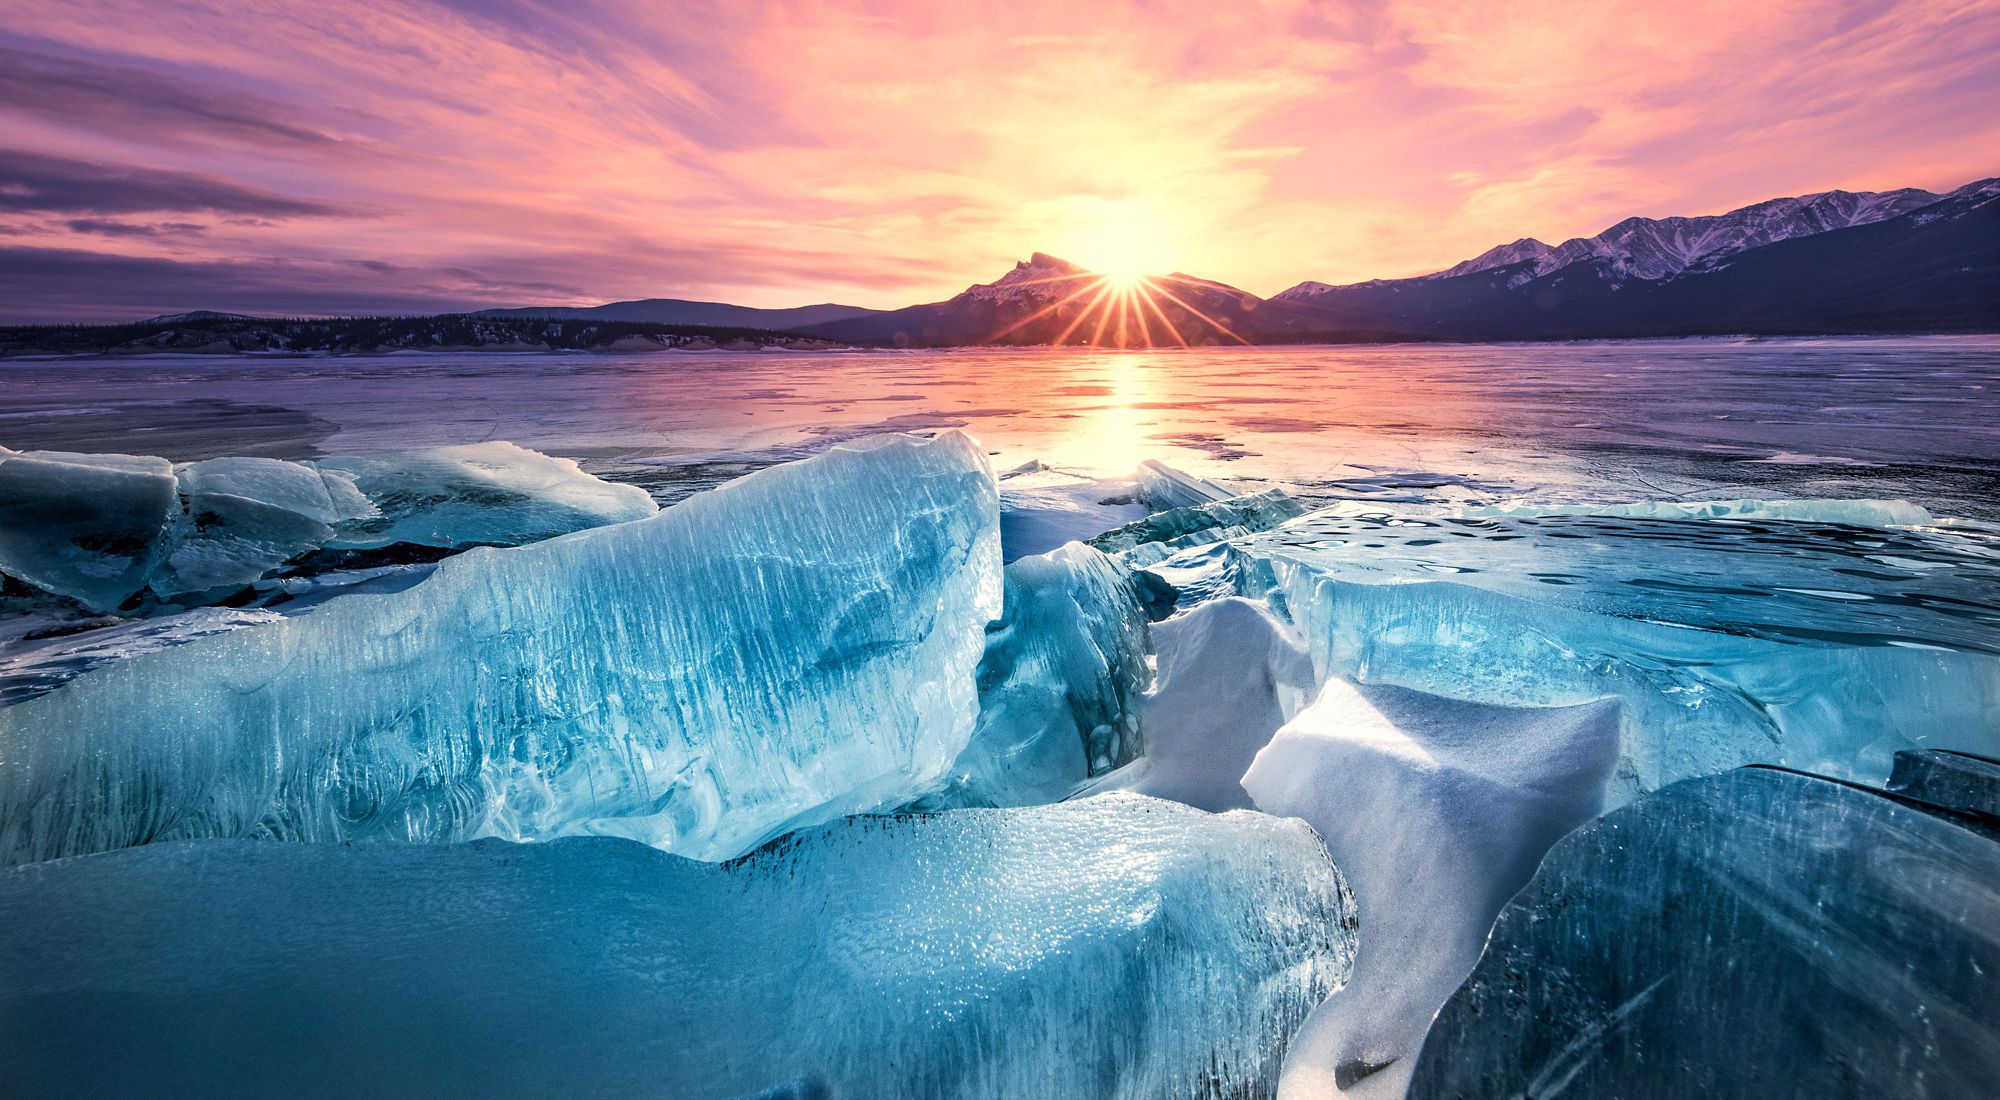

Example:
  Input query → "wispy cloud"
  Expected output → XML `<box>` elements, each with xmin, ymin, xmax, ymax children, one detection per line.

<box><xmin>0</xmin><ymin>149</ymin><xmax>345</xmax><ymax>217</ymax></box>
<box><xmin>0</xmin><ymin>0</ymin><xmax>1993</xmax><ymax>321</ymax></box>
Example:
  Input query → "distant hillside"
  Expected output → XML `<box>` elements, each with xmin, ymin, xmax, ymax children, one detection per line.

<box><xmin>0</xmin><ymin>314</ymin><xmax>848</xmax><ymax>357</ymax></box>
<box><xmin>477</xmin><ymin>297</ymin><xmax>881</xmax><ymax>330</ymax></box>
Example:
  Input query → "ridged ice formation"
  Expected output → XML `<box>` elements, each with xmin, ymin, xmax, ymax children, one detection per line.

<box><xmin>0</xmin><ymin>432</ymin><xmax>1000</xmax><ymax>865</ymax></box>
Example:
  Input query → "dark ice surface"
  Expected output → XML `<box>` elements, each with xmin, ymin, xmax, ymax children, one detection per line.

<box><xmin>1409</xmin><ymin>766</ymin><xmax>2000</xmax><ymax>1100</ymax></box>
<box><xmin>4</xmin><ymin>337</ymin><xmax>1998</xmax><ymax>516</ymax></box>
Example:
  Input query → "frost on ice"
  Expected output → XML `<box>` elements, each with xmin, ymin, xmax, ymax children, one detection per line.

<box><xmin>1409</xmin><ymin>764</ymin><xmax>2000</xmax><ymax>1099</ymax></box>
<box><xmin>0</xmin><ymin>794</ymin><xmax>1356</xmax><ymax>1100</ymax></box>
<box><xmin>0</xmin><ymin>432</ymin><xmax>1000</xmax><ymax>866</ymax></box>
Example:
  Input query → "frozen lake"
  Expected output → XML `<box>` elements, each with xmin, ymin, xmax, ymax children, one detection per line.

<box><xmin>5</xmin><ymin>336</ymin><xmax>1999</xmax><ymax>518</ymax></box>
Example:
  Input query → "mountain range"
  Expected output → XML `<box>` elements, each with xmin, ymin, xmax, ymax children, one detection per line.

<box><xmin>125</xmin><ymin>174</ymin><xmax>2000</xmax><ymax>347</ymax></box>
<box><xmin>786</xmin><ymin>175</ymin><xmax>1996</xmax><ymax>345</ymax></box>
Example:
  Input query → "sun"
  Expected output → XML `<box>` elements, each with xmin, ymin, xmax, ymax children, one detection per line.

<box><xmin>1057</xmin><ymin>198</ymin><xmax>1179</xmax><ymax>285</ymax></box>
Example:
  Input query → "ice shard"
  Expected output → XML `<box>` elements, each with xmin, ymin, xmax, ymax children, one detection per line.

<box><xmin>1232</xmin><ymin>503</ymin><xmax>2000</xmax><ymax>794</ymax></box>
<box><xmin>1409</xmin><ymin>767</ymin><xmax>2000</xmax><ymax>1099</ymax></box>
<box><xmin>0</xmin><ymin>432</ymin><xmax>1001</xmax><ymax>866</ymax></box>
<box><xmin>1087</xmin><ymin>488</ymin><xmax>1305</xmax><ymax>556</ymax></box>
<box><xmin>0</xmin><ymin>794</ymin><xmax>1356</xmax><ymax>1100</ymax></box>
<box><xmin>1242</xmin><ymin>678</ymin><xmax>1621</xmax><ymax>1100</ymax></box>
<box><xmin>152</xmin><ymin>457</ymin><xmax>377</xmax><ymax>600</ymax></box>
<box><xmin>924</xmin><ymin>542</ymin><xmax>1151</xmax><ymax>808</ymax></box>
<box><xmin>318</xmin><ymin>440</ymin><xmax>657</xmax><ymax>549</ymax></box>
<box><xmin>1136</xmin><ymin>458</ymin><xmax>1237</xmax><ymax>509</ymax></box>
<box><xmin>0</xmin><ymin>448</ymin><xmax>179</xmax><ymax>612</ymax></box>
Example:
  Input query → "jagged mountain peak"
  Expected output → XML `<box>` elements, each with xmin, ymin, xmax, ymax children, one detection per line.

<box><xmin>1417</xmin><ymin>183</ymin><xmax>1957</xmax><ymax>289</ymax></box>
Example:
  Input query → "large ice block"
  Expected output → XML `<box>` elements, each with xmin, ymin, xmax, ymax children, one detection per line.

<box><xmin>319</xmin><ymin>440</ymin><xmax>657</xmax><ymax>549</ymax></box>
<box><xmin>0</xmin><ymin>448</ymin><xmax>179</xmax><ymax>612</ymax></box>
<box><xmin>924</xmin><ymin>542</ymin><xmax>1151</xmax><ymax>808</ymax></box>
<box><xmin>0</xmin><ymin>432</ymin><xmax>1001</xmax><ymax>866</ymax></box>
<box><xmin>0</xmin><ymin>794</ymin><xmax>1356</xmax><ymax>1100</ymax></box>
<box><xmin>1409</xmin><ymin>767</ymin><xmax>2000</xmax><ymax>1099</ymax></box>
<box><xmin>1234</xmin><ymin>504</ymin><xmax>2000</xmax><ymax>794</ymax></box>
<box><xmin>1243</xmin><ymin>678</ymin><xmax>1621</xmax><ymax>1100</ymax></box>
<box><xmin>152</xmin><ymin>457</ymin><xmax>378</xmax><ymax>600</ymax></box>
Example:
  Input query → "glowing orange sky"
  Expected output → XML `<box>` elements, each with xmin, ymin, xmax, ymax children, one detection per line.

<box><xmin>1</xmin><ymin>0</ymin><xmax>1996</xmax><ymax>319</ymax></box>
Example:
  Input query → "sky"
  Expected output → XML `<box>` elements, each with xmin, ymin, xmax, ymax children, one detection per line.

<box><xmin>1</xmin><ymin>0</ymin><xmax>1996</xmax><ymax>322</ymax></box>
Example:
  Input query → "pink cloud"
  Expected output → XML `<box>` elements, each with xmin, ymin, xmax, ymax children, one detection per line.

<box><xmin>0</xmin><ymin>0</ymin><xmax>1994</xmax><ymax>319</ymax></box>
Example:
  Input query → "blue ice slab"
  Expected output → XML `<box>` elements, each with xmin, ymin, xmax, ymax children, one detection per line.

<box><xmin>1409</xmin><ymin>767</ymin><xmax>2000</xmax><ymax>1099</ymax></box>
<box><xmin>925</xmin><ymin>542</ymin><xmax>1152</xmax><ymax>807</ymax></box>
<box><xmin>318</xmin><ymin>440</ymin><xmax>657</xmax><ymax>550</ymax></box>
<box><xmin>0</xmin><ymin>448</ymin><xmax>179</xmax><ymax>612</ymax></box>
<box><xmin>152</xmin><ymin>457</ymin><xmax>377</xmax><ymax>600</ymax></box>
<box><xmin>0</xmin><ymin>433</ymin><xmax>1000</xmax><ymax>865</ymax></box>
<box><xmin>0</xmin><ymin>794</ymin><xmax>1355</xmax><ymax>1100</ymax></box>
<box><xmin>1233</xmin><ymin>502</ymin><xmax>2000</xmax><ymax>792</ymax></box>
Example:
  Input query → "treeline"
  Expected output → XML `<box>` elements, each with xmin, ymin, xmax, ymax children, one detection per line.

<box><xmin>0</xmin><ymin>314</ymin><xmax>834</xmax><ymax>356</ymax></box>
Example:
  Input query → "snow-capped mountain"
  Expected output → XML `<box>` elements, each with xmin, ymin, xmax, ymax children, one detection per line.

<box><xmin>962</xmin><ymin>252</ymin><xmax>1098</xmax><ymax>306</ymax></box>
<box><xmin>1269</xmin><ymin>177</ymin><xmax>1999</xmax><ymax>340</ymax></box>
<box><xmin>1277</xmin><ymin>181</ymin><xmax>1976</xmax><ymax>300</ymax></box>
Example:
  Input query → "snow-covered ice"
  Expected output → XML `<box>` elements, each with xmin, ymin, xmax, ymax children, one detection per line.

<box><xmin>1086</xmin><ymin>596</ymin><xmax>1314</xmax><ymax>811</ymax></box>
<box><xmin>0</xmin><ymin>794</ymin><xmax>1356</xmax><ymax>1100</ymax></box>
<box><xmin>1243</xmin><ymin>679</ymin><xmax>1621</xmax><ymax>1100</ymax></box>
<box><xmin>0</xmin><ymin>432</ymin><xmax>1000</xmax><ymax>865</ymax></box>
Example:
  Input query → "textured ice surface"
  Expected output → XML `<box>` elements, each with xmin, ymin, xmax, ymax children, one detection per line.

<box><xmin>1089</xmin><ymin>489</ymin><xmax>1306</xmax><ymax>556</ymax></box>
<box><xmin>996</xmin><ymin>463</ymin><xmax>1147</xmax><ymax>561</ymax></box>
<box><xmin>925</xmin><ymin>543</ymin><xmax>1151</xmax><ymax>807</ymax></box>
<box><xmin>1235</xmin><ymin>504</ymin><xmax>2000</xmax><ymax>792</ymax></box>
<box><xmin>153</xmin><ymin>457</ymin><xmax>377</xmax><ymax>599</ymax></box>
<box><xmin>1455</xmin><ymin>496</ymin><xmax>1937</xmax><ymax>527</ymax></box>
<box><xmin>1410</xmin><ymin>767</ymin><xmax>2000</xmax><ymax>1099</ymax></box>
<box><xmin>0</xmin><ymin>449</ymin><xmax>178</xmax><ymax>612</ymax></box>
<box><xmin>1088</xmin><ymin>597</ymin><xmax>1314</xmax><ymax>812</ymax></box>
<box><xmin>319</xmin><ymin>441</ymin><xmax>657</xmax><ymax>549</ymax></box>
<box><xmin>0</xmin><ymin>794</ymin><xmax>1356</xmax><ymax>1100</ymax></box>
<box><xmin>1244</xmin><ymin>679</ymin><xmax>1620</xmax><ymax>1100</ymax></box>
<box><xmin>0</xmin><ymin>432</ymin><xmax>1000</xmax><ymax>865</ymax></box>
